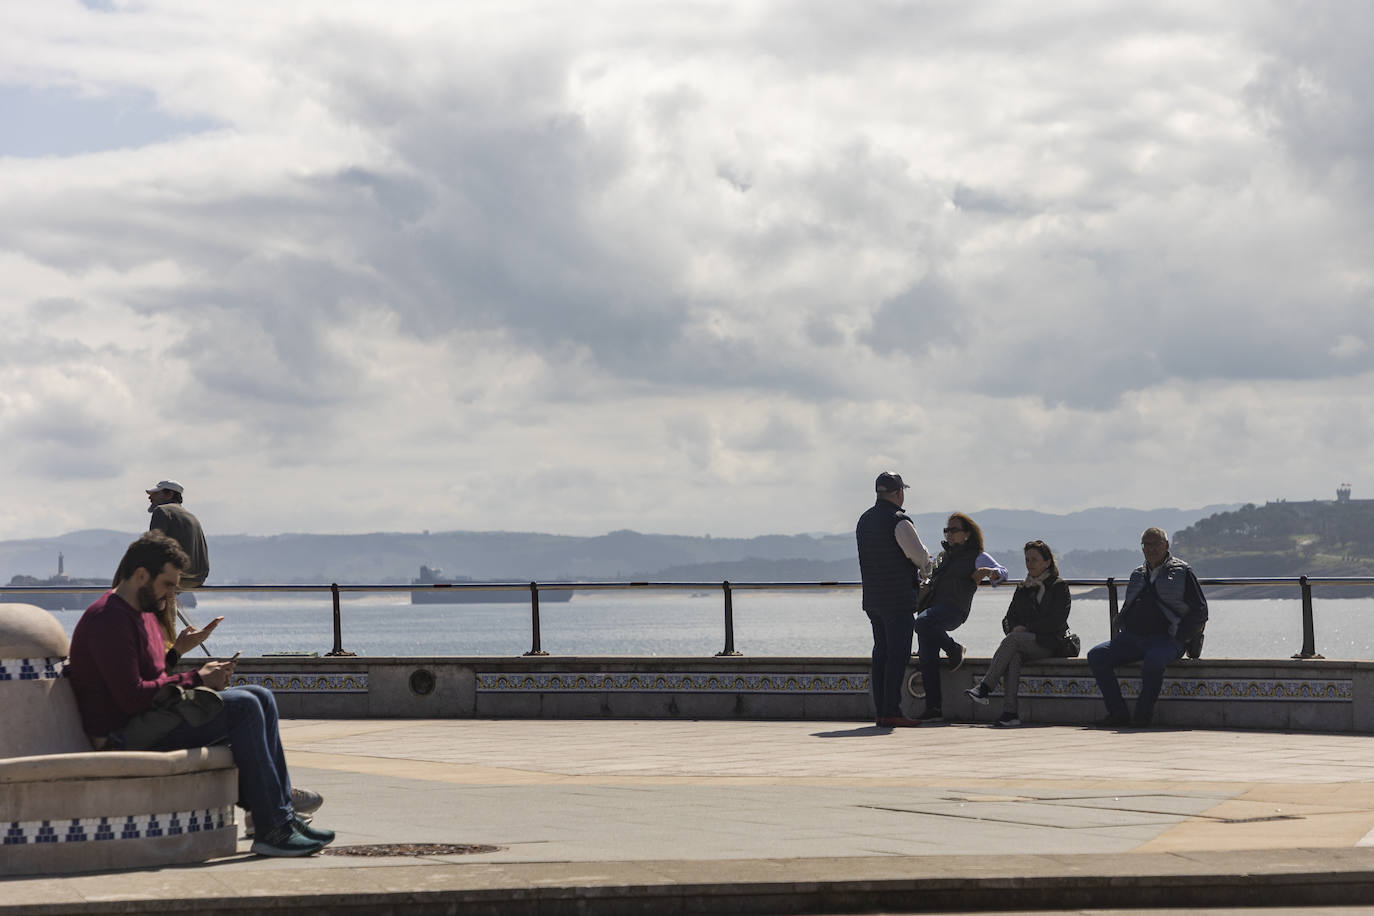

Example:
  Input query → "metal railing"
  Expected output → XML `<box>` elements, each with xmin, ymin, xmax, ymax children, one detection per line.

<box><xmin>7</xmin><ymin>575</ymin><xmax>1374</xmax><ymax>659</ymax></box>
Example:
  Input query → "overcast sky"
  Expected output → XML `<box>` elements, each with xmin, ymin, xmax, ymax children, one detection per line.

<box><xmin>1</xmin><ymin>1</ymin><xmax>1370</xmax><ymax>541</ymax></box>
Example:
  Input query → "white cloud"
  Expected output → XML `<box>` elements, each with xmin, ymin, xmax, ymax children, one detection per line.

<box><xmin>0</xmin><ymin>0</ymin><xmax>1370</xmax><ymax>542</ymax></box>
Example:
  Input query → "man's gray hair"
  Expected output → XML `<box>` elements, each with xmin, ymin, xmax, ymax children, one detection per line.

<box><xmin>1142</xmin><ymin>527</ymin><xmax>1169</xmax><ymax>543</ymax></box>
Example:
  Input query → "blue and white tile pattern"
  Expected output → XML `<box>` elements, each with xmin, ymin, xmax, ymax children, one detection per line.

<box><xmin>3</xmin><ymin>807</ymin><xmax>233</xmax><ymax>845</ymax></box>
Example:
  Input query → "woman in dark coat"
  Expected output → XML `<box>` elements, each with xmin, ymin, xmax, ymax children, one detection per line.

<box><xmin>963</xmin><ymin>539</ymin><xmax>1071</xmax><ymax>727</ymax></box>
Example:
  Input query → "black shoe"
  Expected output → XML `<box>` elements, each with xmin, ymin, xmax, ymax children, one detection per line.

<box><xmin>946</xmin><ymin>644</ymin><xmax>965</xmax><ymax>672</ymax></box>
<box><xmin>251</xmin><ymin>822</ymin><xmax>324</xmax><ymax>858</ymax></box>
<box><xmin>964</xmin><ymin>682</ymin><xmax>990</xmax><ymax>705</ymax></box>
<box><xmin>915</xmin><ymin>707</ymin><xmax>943</xmax><ymax>722</ymax></box>
<box><xmin>1094</xmin><ymin>712</ymin><xmax>1131</xmax><ymax>727</ymax></box>
<box><xmin>292</xmin><ymin>815</ymin><xmax>335</xmax><ymax>846</ymax></box>
<box><xmin>1130</xmin><ymin>714</ymin><xmax>1154</xmax><ymax>728</ymax></box>
<box><xmin>991</xmin><ymin>711</ymin><xmax>1021</xmax><ymax>728</ymax></box>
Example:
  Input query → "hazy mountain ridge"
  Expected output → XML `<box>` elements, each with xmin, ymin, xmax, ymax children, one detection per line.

<box><xmin>0</xmin><ymin>504</ymin><xmax>1238</xmax><ymax>585</ymax></box>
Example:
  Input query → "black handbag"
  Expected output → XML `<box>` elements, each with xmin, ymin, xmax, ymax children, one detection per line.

<box><xmin>1058</xmin><ymin>632</ymin><xmax>1082</xmax><ymax>658</ymax></box>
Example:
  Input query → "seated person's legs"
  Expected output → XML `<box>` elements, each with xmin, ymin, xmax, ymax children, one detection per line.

<box><xmin>155</xmin><ymin>687</ymin><xmax>291</xmax><ymax>835</ymax></box>
<box><xmin>1001</xmin><ymin>633</ymin><xmax>1053</xmax><ymax>715</ymax></box>
<box><xmin>1133</xmin><ymin>636</ymin><xmax>1184</xmax><ymax>725</ymax></box>
<box><xmin>913</xmin><ymin>605</ymin><xmax>961</xmax><ymax>713</ymax></box>
<box><xmin>1088</xmin><ymin>633</ymin><xmax>1146</xmax><ymax>719</ymax></box>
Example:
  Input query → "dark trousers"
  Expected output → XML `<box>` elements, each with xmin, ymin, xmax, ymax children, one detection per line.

<box><xmin>913</xmin><ymin>603</ymin><xmax>966</xmax><ymax>710</ymax></box>
<box><xmin>866</xmin><ymin>608</ymin><xmax>914</xmax><ymax>719</ymax></box>
<box><xmin>152</xmin><ymin>685</ymin><xmax>293</xmax><ymax>834</ymax></box>
<box><xmin>1087</xmin><ymin>632</ymin><xmax>1183</xmax><ymax>722</ymax></box>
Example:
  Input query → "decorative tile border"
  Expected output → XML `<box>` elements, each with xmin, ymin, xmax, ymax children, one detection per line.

<box><xmin>231</xmin><ymin>672</ymin><xmax>368</xmax><ymax>694</ymax></box>
<box><xmin>3</xmin><ymin>807</ymin><xmax>233</xmax><ymax>846</ymax></box>
<box><xmin>0</xmin><ymin>657</ymin><xmax>63</xmax><ymax>681</ymax></box>
<box><xmin>992</xmin><ymin>676</ymin><xmax>1353</xmax><ymax>703</ymax></box>
<box><xmin>477</xmin><ymin>672</ymin><xmax>871</xmax><ymax>694</ymax></box>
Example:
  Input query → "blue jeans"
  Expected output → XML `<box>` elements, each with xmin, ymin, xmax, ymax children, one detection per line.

<box><xmin>866</xmin><ymin>608</ymin><xmax>914</xmax><ymax>719</ymax></box>
<box><xmin>151</xmin><ymin>685</ymin><xmax>293</xmax><ymax>834</ymax></box>
<box><xmin>913</xmin><ymin>603</ymin><xmax>966</xmax><ymax>710</ymax></box>
<box><xmin>1087</xmin><ymin>632</ymin><xmax>1184</xmax><ymax>722</ymax></box>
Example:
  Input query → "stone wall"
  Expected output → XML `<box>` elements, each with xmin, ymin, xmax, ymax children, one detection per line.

<box><xmin>224</xmin><ymin>656</ymin><xmax>1374</xmax><ymax>732</ymax></box>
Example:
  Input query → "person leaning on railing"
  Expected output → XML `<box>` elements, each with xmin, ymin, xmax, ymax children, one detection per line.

<box><xmin>964</xmin><ymin>539</ymin><xmax>1076</xmax><ymax>727</ymax></box>
<box><xmin>1087</xmin><ymin>527</ymin><xmax>1209</xmax><ymax>728</ymax></box>
<box><xmin>911</xmin><ymin>512</ymin><xmax>1008</xmax><ymax>722</ymax></box>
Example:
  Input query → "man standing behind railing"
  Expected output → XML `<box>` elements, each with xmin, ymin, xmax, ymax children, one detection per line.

<box><xmin>856</xmin><ymin>472</ymin><xmax>933</xmax><ymax>728</ymax></box>
<box><xmin>1087</xmin><ymin>527</ymin><xmax>1208</xmax><ymax>727</ymax></box>
<box><xmin>146</xmin><ymin>479</ymin><xmax>209</xmax><ymax>590</ymax></box>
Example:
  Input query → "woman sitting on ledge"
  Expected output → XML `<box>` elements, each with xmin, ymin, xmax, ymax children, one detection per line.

<box><xmin>911</xmin><ymin>512</ymin><xmax>1007</xmax><ymax>722</ymax></box>
<box><xmin>964</xmin><ymin>539</ymin><xmax>1072</xmax><ymax>727</ymax></box>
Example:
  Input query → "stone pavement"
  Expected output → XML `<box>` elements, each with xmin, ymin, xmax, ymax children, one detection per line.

<box><xmin>7</xmin><ymin>718</ymin><xmax>1374</xmax><ymax>913</ymax></box>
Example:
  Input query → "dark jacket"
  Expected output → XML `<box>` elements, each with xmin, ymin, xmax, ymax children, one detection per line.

<box><xmin>1116</xmin><ymin>555</ymin><xmax>1208</xmax><ymax>640</ymax></box>
<box><xmin>1002</xmin><ymin>575</ymin><xmax>1072</xmax><ymax>652</ymax></box>
<box><xmin>149</xmin><ymin>503</ymin><xmax>210</xmax><ymax>588</ymax></box>
<box><xmin>919</xmin><ymin>543</ymin><xmax>980</xmax><ymax>619</ymax></box>
<box><xmin>856</xmin><ymin>499</ymin><xmax>920</xmax><ymax>613</ymax></box>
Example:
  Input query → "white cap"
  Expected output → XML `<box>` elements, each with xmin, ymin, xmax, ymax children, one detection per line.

<box><xmin>146</xmin><ymin>479</ymin><xmax>184</xmax><ymax>495</ymax></box>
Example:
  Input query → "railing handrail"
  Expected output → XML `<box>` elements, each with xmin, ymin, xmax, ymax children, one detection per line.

<box><xmin>7</xmin><ymin>575</ymin><xmax>1374</xmax><ymax>595</ymax></box>
<box><xmin>10</xmin><ymin>575</ymin><xmax>1374</xmax><ymax>660</ymax></box>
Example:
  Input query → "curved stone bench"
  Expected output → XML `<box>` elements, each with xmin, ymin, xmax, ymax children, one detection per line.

<box><xmin>0</xmin><ymin>603</ymin><xmax>237</xmax><ymax>876</ymax></box>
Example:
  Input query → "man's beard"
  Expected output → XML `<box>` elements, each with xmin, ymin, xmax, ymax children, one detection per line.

<box><xmin>136</xmin><ymin>581</ymin><xmax>163</xmax><ymax>616</ymax></box>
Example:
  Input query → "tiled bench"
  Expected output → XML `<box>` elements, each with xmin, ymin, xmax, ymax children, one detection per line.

<box><xmin>0</xmin><ymin>603</ymin><xmax>238</xmax><ymax>876</ymax></box>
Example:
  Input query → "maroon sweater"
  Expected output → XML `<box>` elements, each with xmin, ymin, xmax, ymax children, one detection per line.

<box><xmin>68</xmin><ymin>590</ymin><xmax>201</xmax><ymax>739</ymax></box>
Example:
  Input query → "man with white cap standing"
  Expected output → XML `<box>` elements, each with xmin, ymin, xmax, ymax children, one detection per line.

<box><xmin>146</xmin><ymin>480</ymin><xmax>210</xmax><ymax>589</ymax></box>
<box><xmin>856</xmin><ymin>471</ymin><xmax>933</xmax><ymax>728</ymax></box>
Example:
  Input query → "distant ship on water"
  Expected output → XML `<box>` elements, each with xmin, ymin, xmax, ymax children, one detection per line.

<box><xmin>410</xmin><ymin>565</ymin><xmax>573</xmax><ymax>605</ymax></box>
<box><xmin>1</xmin><ymin>552</ymin><xmax>196</xmax><ymax>610</ymax></box>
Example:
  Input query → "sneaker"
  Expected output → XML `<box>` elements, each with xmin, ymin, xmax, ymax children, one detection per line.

<box><xmin>991</xmin><ymin>712</ymin><xmax>1020</xmax><ymax>727</ymax></box>
<box><xmin>947</xmin><ymin>643</ymin><xmax>965</xmax><ymax>672</ymax></box>
<box><xmin>291</xmin><ymin>786</ymin><xmax>324</xmax><ymax>816</ymax></box>
<box><xmin>292</xmin><ymin>815</ymin><xmax>335</xmax><ymax>846</ymax></box>
<box><xmin>1094</xmin><ymin>711</ymin><xmax>1131</xmax><ymax>727</ymax></box>
<box><xmin>914</xmin><ymin>707</ymin><xmax>943</xmax><ymax>722</ymax></box>
<box><xmin>251</xmin><ymin>822</ymin><xmax>325</xmax><ymax>858</ymax></box>
<box><xmin>964</xmin><ymin>682</ymin><xmax>990</xmax><ymax>705</ymax></box>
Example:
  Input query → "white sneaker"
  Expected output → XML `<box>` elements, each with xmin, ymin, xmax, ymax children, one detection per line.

<box><xmin>991</xmin><ymin>712</ymin><xmax>1021</xmax><ymax>727</ymax></box>
<box><xmin>291</xmin><ymin>786</ymin><xmax>324</xmax><ymax>815</ymax></box>
<box><xmin>964</xmin><ymin>682</ymin><xmax>990</xmax><ymax>705</ymax></box>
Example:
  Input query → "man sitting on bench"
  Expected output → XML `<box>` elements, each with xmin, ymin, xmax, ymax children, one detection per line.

<box><xmin>67</xmin><ymin>532</ymin><xmax>335</xmax><ymax>857</ymax></box>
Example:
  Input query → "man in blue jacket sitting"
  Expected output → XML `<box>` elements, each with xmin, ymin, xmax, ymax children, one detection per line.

<box><xmin>1088</xmin><ymin>528</ymin><xmax>1208</xmax><ymax>727</ymax></box>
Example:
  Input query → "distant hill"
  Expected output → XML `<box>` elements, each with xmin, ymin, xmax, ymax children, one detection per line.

<box><xmin>0</xmin><ymin>503</ymin><xmax>1237</xmax><ymax>586</ymax></box>
<box><xmin>1172</xmin><ymin>498</ymin><xmax>1374</xmax><ymax>579</ymax></box>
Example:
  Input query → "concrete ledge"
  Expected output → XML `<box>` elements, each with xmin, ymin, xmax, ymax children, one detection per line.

<box><xmin>6</xmin><ymin>848</ymin><xmax>1374</xmax><ymax>915</ymax></box>
<box><xmin>0</xmin><ymin>748</ymin><xmax>235</xmax><ymax>784</ymax></box>
<box><xmin>223</xmin><ymin>655</ymin><xmax>1374</xmax><ymax>732</ymax></box>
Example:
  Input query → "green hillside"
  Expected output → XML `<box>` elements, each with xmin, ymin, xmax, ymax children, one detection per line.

<box><xmin>1172</xmin><ymin>499</ymin><xmax>1374</xmax><ymax>578</ymax></box>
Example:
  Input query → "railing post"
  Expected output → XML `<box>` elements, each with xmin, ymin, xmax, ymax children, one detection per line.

<box><xmin>524</xmin><ymin>581</ymin><xmax>549</xmax><ymax>656</ymax></box>
<box><xmin>716</xmin><ymin>580</ymin><xmax>742</xmax><ymax>657</ymax></box>
<box><xmin>1106</xmin><ymin>577</ymin><xmax>1119</xmax><ymax>633</ymax></box>
<box><xmin>1293</xmin><ymin>575</ymin><xmax>1323</xmax><ymax>659</ymax></box>
<box><xmin>324</xmin><ymin>583</ymin><xmax>355</xmax><ymax>657</ymax></box>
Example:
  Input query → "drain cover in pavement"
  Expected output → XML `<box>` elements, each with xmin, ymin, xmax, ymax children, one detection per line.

<box><xmin>323</xmin><ymin>843</ymin><xmax>504</xmax><ymax>857</ymax></box>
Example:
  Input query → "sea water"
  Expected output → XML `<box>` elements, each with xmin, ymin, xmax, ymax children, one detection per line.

<box><xmin>44</xmin><ymin>588</ymin><xmax>1374</xmax><ymax>660</ymax></box>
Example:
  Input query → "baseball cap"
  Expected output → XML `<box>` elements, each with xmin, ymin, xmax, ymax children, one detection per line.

<box><xmin>874</xmin><ymin>472</ymin><xmax>908</xmax><ymax>494</ymax></box>
<box><xmin>146</xmin><ymin>480</ymin><xmax>184</xmax><ymax>495</ymax></box>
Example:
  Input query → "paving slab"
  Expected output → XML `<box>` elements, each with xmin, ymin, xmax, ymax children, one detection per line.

<box><xmin>5</xmin><ymin>719</ymin><xmax>1374</xmax><ymax>913</ymax></box>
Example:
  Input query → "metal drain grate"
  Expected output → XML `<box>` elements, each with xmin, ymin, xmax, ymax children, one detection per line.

<box><xmin>323</xmin><ymin>843</ymin><xmax>504</xmax><ymax>857</ymax></box>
